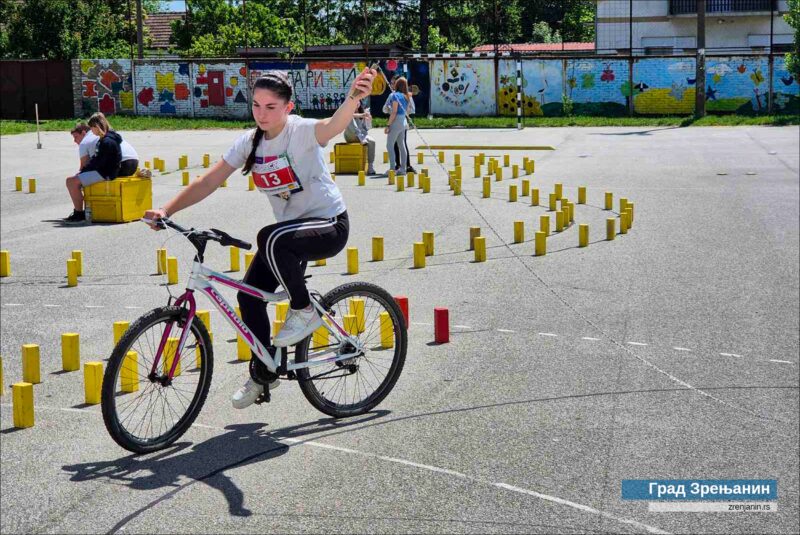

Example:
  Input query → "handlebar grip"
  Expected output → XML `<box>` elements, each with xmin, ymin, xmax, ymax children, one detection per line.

<box><xmin>230</xmin><ymin>238</ymin><xmax>252</xmax><ymax>251</ymax></box>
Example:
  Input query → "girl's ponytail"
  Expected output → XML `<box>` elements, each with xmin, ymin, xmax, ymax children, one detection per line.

<box><xmin>242</xmin><ymin>128</ymin><xmax>264</xmax><ymax>175</ymax></box>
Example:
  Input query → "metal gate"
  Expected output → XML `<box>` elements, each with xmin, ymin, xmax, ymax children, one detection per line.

<box><xmin>0</xmin><ymin>60</ymin><xmax>74</xmax><ymax>120</ymax></box>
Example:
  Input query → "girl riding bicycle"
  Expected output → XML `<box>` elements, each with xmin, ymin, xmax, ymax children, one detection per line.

<box><xmin>144</xmin><ymin>67</ymin><xmax>376</xmax><ymax>409</ymax></box>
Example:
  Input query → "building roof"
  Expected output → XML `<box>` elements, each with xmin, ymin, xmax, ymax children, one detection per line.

<box><xmin>145</xmin><ymin>12</ymin><xmax>184</xmax><ymax>49</ymax></box>
<box><xmin>472</xmin><ymin>42</ymin><xmax>595</xmax><ymax>53</ymax></box>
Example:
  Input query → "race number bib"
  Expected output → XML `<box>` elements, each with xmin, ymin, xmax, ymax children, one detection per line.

<box><xmin>252</xmin><ymin>155</ymin><xmax>303</xmax><ymax>198</ymax></box>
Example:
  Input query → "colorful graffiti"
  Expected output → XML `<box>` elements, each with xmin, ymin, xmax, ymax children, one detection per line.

<box><xmin>566</xmin><ymin>59</ymin><xmax>629</xmax><ymax>116</ymax></box>
<box><xmin>703</xmin><ymin>57</ymin><xmax>770</xmax><ymax>113</ymax></box>
<box><xmin>135</xmin><ymin>62</ymin><xmax>192</xmax><ymax>115</ymax></box>
<box><xmin>497</xmin><ymin>60</ymin><xmax>564</xmax><ymax>117</ymax></box>
<box><xmin>192</xmin><ymin>63</ymin><xmax>249</xmax><ymax>118</ymax></box>
<box><xmin>78</xmin><ymin>59</ymin><xmax>133</xmax><ymax>115</ymax></box>
<box><xmin>629</xmin><ymin>58</ymin><xmax>697</xmax><ymax>114</ymax></box>
<box><xmin>430</xmin><ymin>60</ymin><xmax>496</xmax><ymax>116</ymax></box>
<box><xmin>75</xmin><ymin>56</ymin><xmax>798</xmax><ymax>118</ymax></box>
<box><xmin>771</xmin><ymin>56</ymin><xmax>799</xmax><ymax>115</ymax></box>
<box><xmin>249</xmin><ymin>61</ymin><xmax>363</xmax><ymax>113</ymax></box>
<box><xmin>78</xmin><ymin>60</ymin><xmax>248</xmax><ymax>117</ymax></box>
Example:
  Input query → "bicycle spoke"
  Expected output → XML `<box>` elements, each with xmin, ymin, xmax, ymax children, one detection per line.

<box><xmin>108</xmin><ymin>312</ymin><xmax>209</xmax><ymax>447</ymax></box>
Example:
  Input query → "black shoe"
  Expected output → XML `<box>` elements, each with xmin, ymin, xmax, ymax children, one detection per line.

<box><xmin>63</xmin><ymin>210</ymin><xmax>86</xmax><ymax>224</ymax></box>
<box><xmin>406</xmin><ymin>166</ymin><xmax>416</xmax><ymax>173</ymax></box>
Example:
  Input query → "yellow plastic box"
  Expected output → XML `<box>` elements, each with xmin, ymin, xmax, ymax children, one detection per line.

<box><xmin>334</xmin><ymin>143</ymin><xmax>367</xmax><ymax>174</ymax></box>
<box><xmin>84</xmin><ymin>175</ymin><xmax>152</xmax><ymax>223</ymax></box>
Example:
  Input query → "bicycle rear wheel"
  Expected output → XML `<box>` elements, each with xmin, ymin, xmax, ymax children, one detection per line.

<box><xmin>101</xmin><ymin>306</ymin><xmax>213</xmax><ymax>453</ymax></box>
<box><xmin>295</xmin><ymin>282</ymin><xmax>407</xmax><ymax>418</ymax></box>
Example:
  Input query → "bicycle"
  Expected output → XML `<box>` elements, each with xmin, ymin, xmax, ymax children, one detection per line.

<box><xmin>101</xmin><ymin>218</ymin><xmax>407</xmax><ymax>453</ymax></box>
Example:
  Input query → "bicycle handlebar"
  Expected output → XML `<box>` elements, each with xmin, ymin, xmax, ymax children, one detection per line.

<box><xmin>141</xmin><ymin>217</ymin><xmax>253</xmax><ymax>250</ymax></box>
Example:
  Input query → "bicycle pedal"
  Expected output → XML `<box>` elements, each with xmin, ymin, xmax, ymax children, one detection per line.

<box><xmin>254</xmin><ymin>390</ymin><xmax>271</xmax><ymax>405</ymax></box>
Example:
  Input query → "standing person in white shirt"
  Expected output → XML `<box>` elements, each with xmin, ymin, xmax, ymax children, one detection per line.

<box><xmin>384</xmin><ymin>74</ymin><xmax>416</xmax><ymax>174</ymax></box>
<box><xmin>143</xmin><ymin>67</ymin><xmax>377</xmax><ymax>409</ymax></box>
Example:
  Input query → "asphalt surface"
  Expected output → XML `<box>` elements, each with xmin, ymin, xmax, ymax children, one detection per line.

<box><xmin>1</xmin><ymin>125</ymin><xmax>798</xmax><ymax>534</ymax></box>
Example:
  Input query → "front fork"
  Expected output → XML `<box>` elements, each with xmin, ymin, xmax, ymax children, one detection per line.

<box><xmin>150</xmin><ymin>290</ymin><xmax>197</xmax><ymax>384</ymax></box>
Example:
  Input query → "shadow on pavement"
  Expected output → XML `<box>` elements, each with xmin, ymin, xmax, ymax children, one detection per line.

<box><xmin>62</xmin><ymin>411</ymin><xmax>389</xmax><ymax>519</ymax></box>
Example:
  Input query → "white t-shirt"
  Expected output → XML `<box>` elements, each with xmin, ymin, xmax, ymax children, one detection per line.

<box><xmin>223</xmin><ymin>115</ymin><xmax>346</xmax><ymax>222</ymax></box>
<box><xmin>79</xmin><ymin>131</ymin><xmax>138</xmax><ymax>161</ymax></box>
<box><xmin>79</xmin><ymin>131</ymin><xmax>99</xmax><ymax>159</ymax></box>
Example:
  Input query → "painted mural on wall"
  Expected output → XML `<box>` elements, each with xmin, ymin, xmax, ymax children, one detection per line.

<box><xmin>430</xmin><ymin>59</ymin><xmax>496</xmax><ymax>116</ymax></box>
<box><xmin>497</xmin><ymin>60</ymin><xmax>564</xmax><ymax>117</ymax></box>
<box><xmin>565</xmin><ymin>59</ymin><xmax>629</xmax><ymax>115</ymax></box>
<box><xmin>630</xmin><ymin>58</ymin><xmax>697</xmax><ymax>114</ymax></box>
<box><xmin>248</xmin><ymin>60</ymin><xmax>430</xmax><ymax>118</ymax></box>
<box><xmin>249</xmin><ymin>61</ymin><xmax>362</xmax><ymax>113</ymax></box>
<box><xmin>192</xmin><ymin>62</ymin><xmax>249</xmax><ymax>118</ymax></box>
<box><xmin>78</xmin><ymin>59</ymin><xmax>133</xmax><ymax>115</ymax></box>
<box><xmin>76</xmin><ymin>55</ymin><xmax>798</xmax><ymax>118</ymax></box>
<box><xmin>134</xmin><ymin>61</ymin><xmax>192</xmax><ymax>116</ymax></box>
<box><xmin>702</xmin><ymin>56</ymin><xmax>769</xmax><ymax>113</ymax></box>
<box><xmin>771</xmin><ymin>55</ymin><xmax>799</xmax><ymax>115</ymax></box>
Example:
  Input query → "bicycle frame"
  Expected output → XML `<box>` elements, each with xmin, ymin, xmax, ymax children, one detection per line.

<box><xmin>150</xmin><ymin>259</ymin><xmax>362</xmax><ymax>380</ymax></box>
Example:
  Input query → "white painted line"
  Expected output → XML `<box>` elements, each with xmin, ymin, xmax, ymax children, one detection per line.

<box><xmin>3</xmin><ymin>404</ymin><xmax>670</xmax><ymax>534</ymax></box>
<box><xmin>494</xmin><ymin>483</ymin><xmax>670</xmax><ymax>534</ymax></box>
<box><xmin>3</xmin><ymin>303</ymin><xmax>23</xmax><ymax>306</ymax></box>
<box><xmin>582</xmin><ymin>337</ymin><xmax>600</xmax><ymax>341</ymax></box>
<box><xmin>124</xmin><ymin>306</ymin><xmax>142</xmax><ymax>310</ymax></box>
<box><xmin>191</xmin><ymin>422</ymin><xmax>219</xmax><ymax>430</ymax></box>
<box><xmin>720</xmin><ymin>352</ymin><xmax>742</xmax><ymax>358</ymax></box>
<box><xmin>85</xmin><ymin>305</ymin><xmax>104</xmax><ymax>309</ymax></box>
<box><xmin>44</xmin><ymin>304</ymin><xmax>60</xmax><ymax>308</ymax></box>
<box><xmin>283</xmin><ymin>437</ymin><xmax>361</xmax><ymax>455</ymax></box>
<box><xmin>538</xmin><ymin>332</ymin><xmax>558</xmax><ymax>337</ymax></box>
<box><xmin>452</xmin><ymin>324</ymin><xmax>472</xmax><ymax>329</ymax></box>
<box><xmin>497</xmin><ymin>329</ymin><xmax>516</xmax><ymax>333</ymax></box>
<box><xmin>411</xmin><ymin>321</ymin><xmax>432</xmax><ymax>327</ymax></box>
<box><xmin>768</xmin><ymin>359</ymin><xmax>794</xmax><ymax>365</ymax></box>
<box><xmin>673</xmin><ymin>347</ymin><xmax>692</xmax><ymax>352</ymax></box>
<box><xmin>379</xmin><ymin>456</ymin><xmax>469</xmax><ymax>479</ymax></box>
<box><xmin>627</xmin><ymin>341</ymin><xmax>648</xmax><ymax>346</ymax></box>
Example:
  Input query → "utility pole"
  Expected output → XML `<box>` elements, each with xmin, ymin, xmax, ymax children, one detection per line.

<box><xmin>768</xmin><ymin>0</ymin><xmax>775</xmax><ymax>113</ymax></box>
<box><xmin>420</xmin><ymin>0</ymin><xmax>430</xmax><ymax>52</ymax></box>
<box><xmin>695</xmin><ymin>0</ymin><xmax>706</xmax><ymax>119</ymax></box>
<box><xmin>628</xmin><ymin>0</ymin><xmax>633</xmax><ymax>116</ymax></box>
<box><xmin>136</xmin><ymin>0</ymin><xmax>144</xmax><ymax>59</ymax></box>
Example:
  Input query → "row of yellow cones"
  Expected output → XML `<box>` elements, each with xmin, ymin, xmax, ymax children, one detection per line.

<box><xmin>331</xmin><ymin>148</ymin><xmax>534</xmax><ymax>171</ymax></box>
<box><xmin>12</xmin><ymin>176</ymin><xmax>37</xmax><ymax>193</ymax></box>
<box><xmin>0</xmin><ymin>190</ymin><xmax>632</xmax><ymax>284</ymax></box>
<box><xmin>145</xmin><ymin>153</ymin><xmax>212</xmax><ymax>173</ymax></box>
<box><xmin>1</xmin><ymin>293</ymin><xmax>395</xmax><ymax>428</ymax></box>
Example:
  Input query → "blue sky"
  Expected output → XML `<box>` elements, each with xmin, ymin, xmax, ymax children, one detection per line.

<box><xmin>161</xmin><ymin>1</ymin><xmax>186</xmax><ymax>12</ymax></box>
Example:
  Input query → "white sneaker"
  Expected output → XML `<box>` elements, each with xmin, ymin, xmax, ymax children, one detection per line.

<box><xmin>273</xmin><ymin>306</ymin><xmax>323</xmax><ymax>347</ymax></box>
<box><xmin>231</xmin><ymin>377</ymin><xmax>280</xmax><ymax>409</ymax></box>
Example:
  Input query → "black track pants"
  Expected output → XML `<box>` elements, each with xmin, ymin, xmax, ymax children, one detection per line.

<box><xmin>237</xmin><ymin>211</ymin><xmax>349</xmax><ymax>350</ymax></box>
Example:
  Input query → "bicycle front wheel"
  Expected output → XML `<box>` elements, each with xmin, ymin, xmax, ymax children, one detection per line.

<box><xmin>295</xmin><ymin>282</ymin><xmax>407</xmax><ymax>418</ymax></box>
<box><xmin>101</xmin><ymin>306</ymin><xmax>214</xmax><ymax>453</ymax></box>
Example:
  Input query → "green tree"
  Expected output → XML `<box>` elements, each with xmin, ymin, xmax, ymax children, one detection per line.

<box><xmin>0</xmin><ymin>0</ymin><xmax>160</xmax><ymax>59</ymax></box>
<box><xmin>172</xmin><ymin>0</ymin><xmax>305</xmax><ymax>57</ymax></box>
<box><xmin>518</xmin><ymin>0</ymin><xmax>595</xmax><ymax>44</ymax></box>
<box><xmin>786</xmin><ymin>0</ymin><xmax>800</xmax><ymax>78</ymax></box>
<box><xmin>531</xmin><ymin>21</ymin><xmax>561</xmax><ymax>43</ymax></box>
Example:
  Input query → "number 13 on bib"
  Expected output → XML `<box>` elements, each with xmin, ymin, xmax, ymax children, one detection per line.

<box><xmin>252</xmin><ymin>155</ymin><xmax>303</xmax><ymax>197</ymax></box>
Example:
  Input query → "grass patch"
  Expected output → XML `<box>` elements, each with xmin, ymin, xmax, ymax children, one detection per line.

<box><xmin>2</xmin><ymin>113</ymin><xmax>798</xmax><ymax>136</ymax></box>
